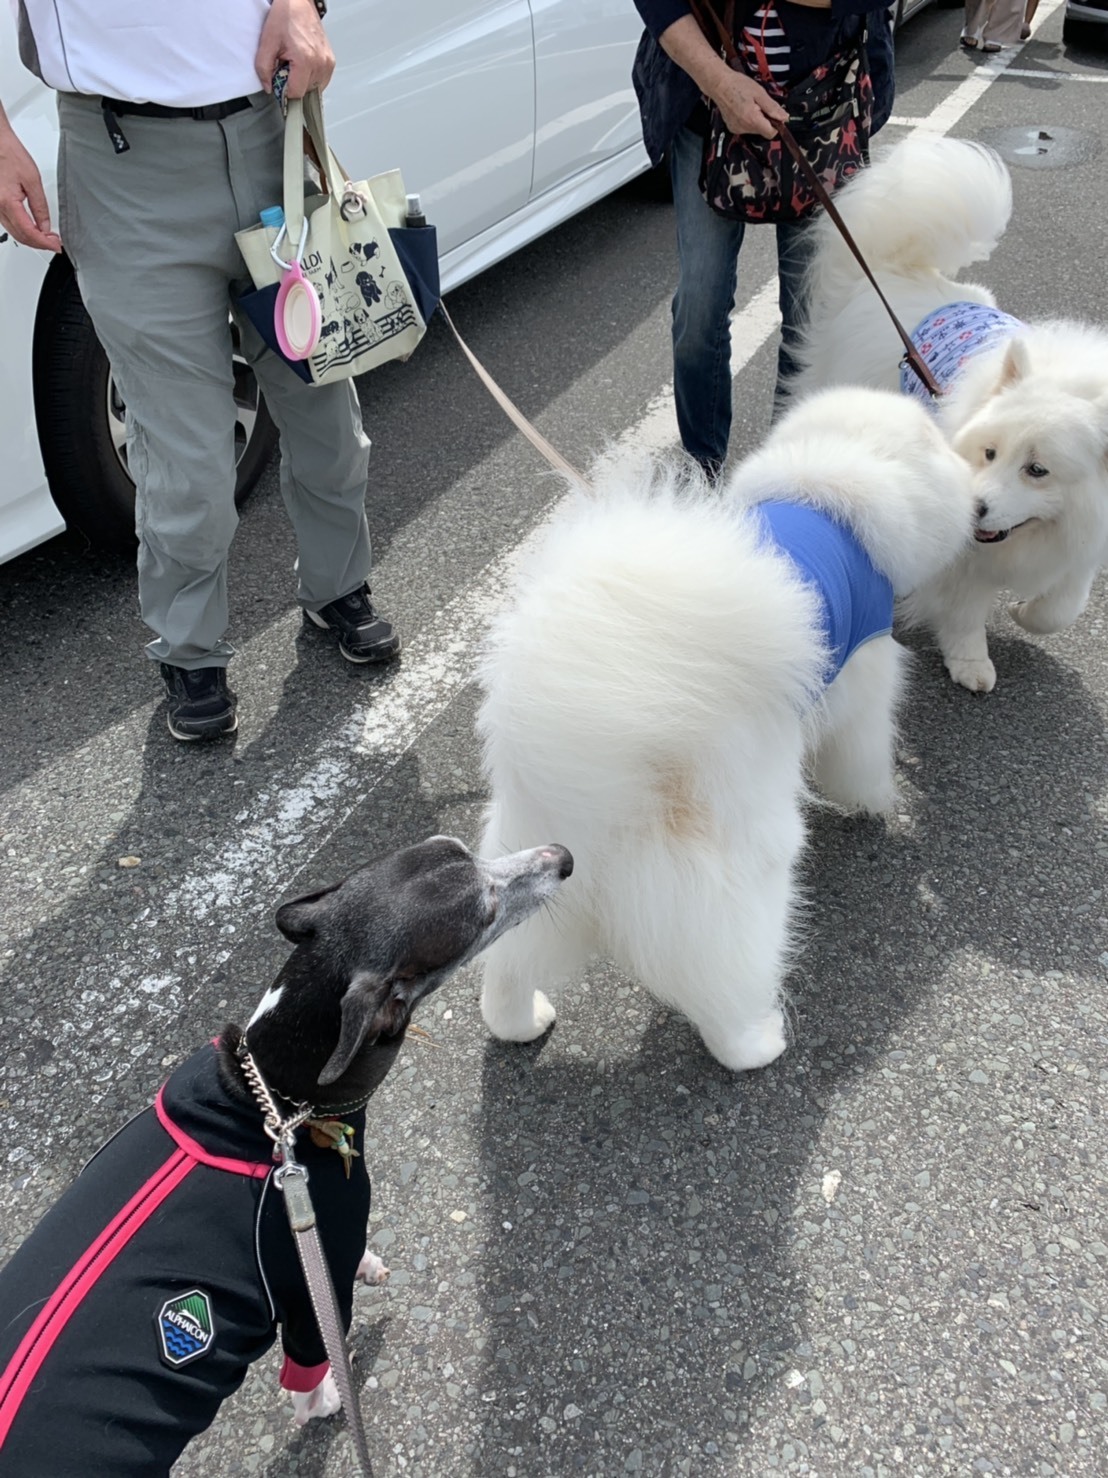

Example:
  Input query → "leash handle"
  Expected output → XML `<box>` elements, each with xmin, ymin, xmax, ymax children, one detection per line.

<box><xmin>277</xmin><ymin>1160</ymin><xmax>375</xmax><ymax>1476</ymax></box>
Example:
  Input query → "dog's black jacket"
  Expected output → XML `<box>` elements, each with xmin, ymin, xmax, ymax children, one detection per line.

<box><xmin>0</xmin><ymin>1044</ymin><xmax>369</xmax><ymax>1477</ymax></box>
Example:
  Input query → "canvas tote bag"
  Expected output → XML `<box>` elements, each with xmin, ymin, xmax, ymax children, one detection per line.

<box><xmin>235</xmin><ymin>89</ymin><xmax>431</xmax><ymax>385</ymax></box>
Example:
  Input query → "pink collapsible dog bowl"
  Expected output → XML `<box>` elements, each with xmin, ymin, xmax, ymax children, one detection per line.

<box><xmin>274</xmin><ymin>261</ymin><xmax>322</xmax><ymax>361</ymax></box>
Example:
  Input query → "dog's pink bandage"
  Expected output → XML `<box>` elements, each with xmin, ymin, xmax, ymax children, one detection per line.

<box><xmin>279</xmin><ymin>1356</ymin><xmax>330</xmax><ymax>1392</ymax></box>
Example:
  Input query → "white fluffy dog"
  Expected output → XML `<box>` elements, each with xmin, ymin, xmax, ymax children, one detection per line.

<box><xmin>795</xmin><ymin>133</ymin><xmax>1108</xmax><ymax>694</ymax></box>
<box><xmin>475</xmin><ymin>389</ymin><xmax>976</xmax><ymax>1072</ymax></box>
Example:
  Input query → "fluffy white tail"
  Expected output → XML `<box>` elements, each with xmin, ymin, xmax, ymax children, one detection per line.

<box><xmin>805</xmin><ymin>135</ymin><xmax>1012</xmax><ymax>322</ymax></box>
<box><xmin>478</xmin><ymin>460</ymin><xmax>822</xmax><ymax>822</ymax></box>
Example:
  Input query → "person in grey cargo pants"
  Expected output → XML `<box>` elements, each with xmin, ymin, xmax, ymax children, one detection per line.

<box><xmin>0</xmin><ymin>0</ymin><xmax>400</xmax><ymax>741</ymax></box>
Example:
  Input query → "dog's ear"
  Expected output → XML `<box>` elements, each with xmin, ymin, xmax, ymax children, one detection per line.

<box><xmin>996</xmin><ymin>337</ymin><xmax>1030</xmax><ymax>392</ymax></box>
<box><xmin>275</xmin><ymin>882</ymin><xmax>341</xmax><ymax>943</ymax></box>
<box><xmin>317</xmin><ymin>970</ymin><xmax>396</xmax><ymax>1086</ymax></box>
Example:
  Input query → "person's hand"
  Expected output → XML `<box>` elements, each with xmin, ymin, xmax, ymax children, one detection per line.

<box><xmin>255</xmin><ymin>0</ymin><xmax>335</xmax><ymax>100</ymax></box>
<box><xmin>711</xmin><ymin>71</ymin><xmax>789</xmax><ymax>140</ymax></box>
<box><xmin>0</xmin><ymin>111</ymin><xmax>61</xmax><ymax>251</ymax></box>
<box><xmin>657</xmin><ymin>16</ymin><xmax>789</xmax><ymax>142</ymax></box>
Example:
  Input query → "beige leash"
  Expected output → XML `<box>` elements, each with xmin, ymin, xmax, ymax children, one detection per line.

<box><xmin>436</xmin><ymin>301</ymin><xmax>590</xmax><ymax>488</ymax></box>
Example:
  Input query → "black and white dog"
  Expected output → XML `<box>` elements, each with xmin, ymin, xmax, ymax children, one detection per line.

<box><xmin>0</xmin><ymin>836</ymin><xmax>572</xmax><ymax>1477</ymax></box>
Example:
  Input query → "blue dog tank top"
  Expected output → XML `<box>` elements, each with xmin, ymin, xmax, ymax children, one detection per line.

<box><xmin>755</xmin><ymin>500</ymin><xmax>894</xmax><ymax>686</ymax></box>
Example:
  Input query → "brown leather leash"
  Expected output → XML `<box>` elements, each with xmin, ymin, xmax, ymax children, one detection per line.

<box><xmin>773</xmin><ymin>121</ymin><xmax>943</xmax><ymax>399</ymax></box>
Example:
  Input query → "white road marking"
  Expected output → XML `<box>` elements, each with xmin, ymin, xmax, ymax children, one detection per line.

<box><xmin>984</xmin><ymin>68</ymin><xmax>1108</xmax><ymax>82</ymax></box>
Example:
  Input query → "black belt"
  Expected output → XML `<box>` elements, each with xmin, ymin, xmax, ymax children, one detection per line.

<box><xmin>100</xmin><ymin>95</ymin><xmax>253</xmax><ymax>155</ymax></box>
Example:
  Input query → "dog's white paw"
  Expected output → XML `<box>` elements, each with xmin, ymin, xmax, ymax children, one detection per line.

<box><xmin>946</xmin><ymin>656</ymin><xmax>996</xmax><ymax>693</ymax></box>
<box><xmin>1008</xmin><ymin>600</ymin><xmax>1034</xmax><ymax>631</ymax></box>
<box><xmin>482</xmin><ymin>987</ymin><xmax>556</xmax><ymax>1042</ymax></box>
<box><xmin>289</xmin><ymin>1370</ymin><xmax>341</xmax><ymax>1426</ymax></box>
<box><xmin>703</xmin><ymin>1009</ymin><xmax>789</xmax><ymax>1071</ymax></box>
<box><xmin>1009</xmin><ymin>598</ymin><xmax>1069</xmax><ymax>635</ymax></box>
<box><xmin>849</xmin><ymin>783</ymin><xmax>897</xmax><ymax>818</ymax></box>
<box><xmin>357</xmin><ymin>1247</ymin><xmax>390</xmax><ymax>1286</ymax></box>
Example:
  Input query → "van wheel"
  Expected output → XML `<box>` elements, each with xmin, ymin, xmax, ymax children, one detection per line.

<box><xmin>33</xmin><ymin>261</ymin><xmax>278</xmax><ymax>557</ymax></box>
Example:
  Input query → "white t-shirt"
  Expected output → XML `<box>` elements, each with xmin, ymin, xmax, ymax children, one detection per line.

<box><xmin>14</xmin><ymin>0</ymin><xmax>274</xmax><ymax>107</ymax></box>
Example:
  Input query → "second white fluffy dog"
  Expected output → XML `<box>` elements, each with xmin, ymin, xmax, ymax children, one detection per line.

<box><xmin>476</xmin><ymin>389</ymin><xmax>976</xmax><ymax>1072</ymax></box>
<box><xmin>795</xmin><ymin>134</ymin><xmax>1108</xmax><ymax>694</ymax></box>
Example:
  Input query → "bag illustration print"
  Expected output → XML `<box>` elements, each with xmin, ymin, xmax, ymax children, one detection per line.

<box><xmin>701</xmin><ymin>46</ymin><xmax>872</xmax><ymax>224</ymax></box>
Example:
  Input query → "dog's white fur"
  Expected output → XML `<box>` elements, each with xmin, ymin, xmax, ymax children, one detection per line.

<box><xmin>794</xmin><ymin>133</ymin><xmax>1108</xmax><ymax>693</ymax></box>
<box><xmin>476</xmin><ymin>389</ymin><xmax>976</xmax><ymax>1071</ymax></box>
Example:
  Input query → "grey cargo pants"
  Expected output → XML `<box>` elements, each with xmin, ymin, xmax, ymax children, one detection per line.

<box><xmin>57</xmin><ymin>91</ymin><xmax>373</xmax><ymax>670</ymax></box>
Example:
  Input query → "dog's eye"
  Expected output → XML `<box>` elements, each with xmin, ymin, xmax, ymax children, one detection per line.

<box><xmin>983</xmin><ymin>448</ymin><xmax>997</xmax><ymax>463</ymax></box>
<box><xmin>1024</xmin><ymin>461</ymin><xmax>1049</xmax><ymax>479</ymax></box>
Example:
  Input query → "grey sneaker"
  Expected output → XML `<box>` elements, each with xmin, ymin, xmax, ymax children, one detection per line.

<box><xmin>160</xmin><ymin>664</ymin><xmax>238</xmax><ymax>742</ymax></box>
<box><xmin>304</xmin><ymin>585</ymin><xmax>401</xmax><ymax>664</ymax></box>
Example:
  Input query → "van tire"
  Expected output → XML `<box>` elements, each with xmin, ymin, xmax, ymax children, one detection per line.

<box><xmin>33</xmin><ymin>261</ymin><xmax>277</xmax><ymax>557</ymax></box>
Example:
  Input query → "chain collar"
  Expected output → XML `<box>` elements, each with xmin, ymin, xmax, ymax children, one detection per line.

<box><xmin>235</xmin><ymin>1041</ymin><xmax>314</xmax><ymax>1159</ymax></box>
<box><xmin>235</xmin><ymin>1038</ymin><xmax>372</xmax><ymax>1156</ymax></box>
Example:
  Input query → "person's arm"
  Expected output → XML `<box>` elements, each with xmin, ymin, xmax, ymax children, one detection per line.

<box><xmin>255</xmin><ymin>0</ymin><xmax>335</xmax><ymax>99</ymax></box>
<box><xmin>656</xmin><ymin>14</ymin><xmax>789</xmax><ymax>139</ymax></box>
<box><xmin>0</xmin><ymin>101</ymin><xmax>61</xmax><ymax>251</ymax></box>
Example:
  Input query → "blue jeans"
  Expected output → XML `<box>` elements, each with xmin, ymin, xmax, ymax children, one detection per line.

<box><xmin>669</xmin><ymin>124</ymin><xmax>814</xmax><ymax>474</ymax></box>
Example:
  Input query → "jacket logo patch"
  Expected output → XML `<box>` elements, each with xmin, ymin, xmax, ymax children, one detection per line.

<box><xmin>156</xmin><ymin>1288</ymin><xmax>215</xmax><ymax>1368</ymax></box>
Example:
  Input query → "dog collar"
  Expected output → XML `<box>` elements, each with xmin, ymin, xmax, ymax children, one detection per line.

<box><xmin>235</xmin><ymin>1043</ymin><xmax>313</xmax><ymax>1158</ymax></box>
<box><xmin>235</xmin><ymin>1040</ymin><xmax>371</xmax><ymax>1151</ymax></box>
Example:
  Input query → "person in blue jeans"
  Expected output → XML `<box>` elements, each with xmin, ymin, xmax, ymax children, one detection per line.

<box><xmin>633</xmin><ymin>0</ymin><xmax>895</xmax><ymax>480</ymax></box>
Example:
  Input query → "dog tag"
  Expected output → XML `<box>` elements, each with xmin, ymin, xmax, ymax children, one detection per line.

<box><xmin>308</xmin><ymin>1118</ymin><xmax>361</xmax><ymax>1180</ymax></box>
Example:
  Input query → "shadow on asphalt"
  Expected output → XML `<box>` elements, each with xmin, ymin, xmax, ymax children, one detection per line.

<box><xmin>467</xmin><ymin>634</ymin><xmax>1107</xmax><ymax>1469</ymax></box>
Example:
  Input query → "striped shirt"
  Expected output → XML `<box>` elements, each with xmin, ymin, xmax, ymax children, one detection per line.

<box><xmin>738</xmin><ymin>5</ymin><xmax>792</xmax><ymax>86</ymax></box>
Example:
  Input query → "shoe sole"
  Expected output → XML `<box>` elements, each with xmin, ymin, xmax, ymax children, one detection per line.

<box><xmin>167</xmin><ymin>712</ymin><xmax>239</xmax><ymax>742</ymax></box>
<box><xmin>337</xmin><ymin>636</ymin><xmax>402</xmax><ymax>665</ymax></box>
<box><xmin>304</xmin><ymin>608</ymin><xmax>402</xmax><ymax>664</ymax></box>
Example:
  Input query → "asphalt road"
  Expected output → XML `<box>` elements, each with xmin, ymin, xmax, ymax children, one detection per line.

<box><xmin>2</xmin><ymin>4</ymin><xmax>1107</xmax><ymax>1475</ymax></box>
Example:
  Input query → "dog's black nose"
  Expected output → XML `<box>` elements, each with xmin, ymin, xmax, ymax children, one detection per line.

<box><xmin>545</xmin><ymin>845</ymin><xmax>573</xmax><ymax>879</ymax></box>
<box><xmin>975</xmin><ymin>499</ymin><xmax>989</xmax><ymax>520</ymax></box>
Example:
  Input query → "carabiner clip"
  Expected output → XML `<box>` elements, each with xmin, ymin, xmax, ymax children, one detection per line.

<box><xmin>269</xmin><ymin>216</ymin><xmax>310</xmax><ymax>272</ymax></box>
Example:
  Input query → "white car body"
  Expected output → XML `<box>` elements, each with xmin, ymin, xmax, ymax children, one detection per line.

<box><xmin>0</xmin><ymin>0</ymin><xmax>648</xmax><ymax>564</ymax></box>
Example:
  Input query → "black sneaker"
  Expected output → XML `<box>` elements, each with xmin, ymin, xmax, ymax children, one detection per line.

<box><xmin>160</xmin><ymin>664</ymin><xmax>238</xmax><ymax>742</ymax></box>
<box><xmin>304</xmin><ymin>584</ymin><xmax>402</xmax><ymax>664</ymax></box>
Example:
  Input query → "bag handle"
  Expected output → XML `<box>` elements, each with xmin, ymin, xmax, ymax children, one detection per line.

<box><xmin>688</xmin><ymin>0</ymin><xmax>739</xmax><ymax>60</ymax></box>
<box><xmin>282</xmin><ymin>90</ymin><xmax>353</xmax><ymax>248</ymax></box>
